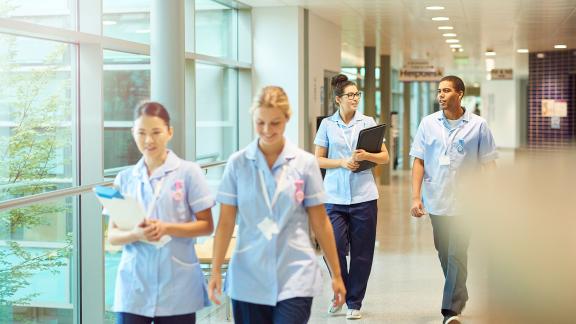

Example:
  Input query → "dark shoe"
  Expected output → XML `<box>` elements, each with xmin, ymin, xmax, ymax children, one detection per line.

<box><xmin>443</xmin><ymin>315</ymin><xmax>461</xmax><ymax>324</ymax></box>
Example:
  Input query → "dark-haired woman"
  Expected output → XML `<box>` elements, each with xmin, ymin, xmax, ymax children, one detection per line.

<box><xmin>107</xmin><ymin>101</ymin><xmax>214</xmax><ymax>324</ymax></box>
<box><xmin>314</xmin><ymin>74</ymin><xmax>389</xmax><ymax>320</ymax></box>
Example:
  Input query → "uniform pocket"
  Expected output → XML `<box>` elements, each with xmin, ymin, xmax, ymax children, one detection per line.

<box><xmin>172</xmin><ymin>255</ymin><xmax>198</xmax><ymax>268</ymax></box>
<box><xmin>170</xmin><ymin>257</ymin><xmax>210</xmax><ymax>310</ymax></box>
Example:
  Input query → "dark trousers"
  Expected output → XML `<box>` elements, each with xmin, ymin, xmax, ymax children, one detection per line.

<box><xmin>430</xmin><ymin>214</ymin><xmax>471</xmax><ymax>316</ymax></box>
<box><xmin>232</xmin><ymin>297</ymin><xmax>313</xmax><ymax>324</ymax></box>
<box><xmin>116</xmin><ymin>312</ymin><xmax>196</xmax><ymax>324</ymax></box>
<box><xmin>325</xmin><ymin>200</ymin><xmax>378</xmax><ymax>310</ymax></box>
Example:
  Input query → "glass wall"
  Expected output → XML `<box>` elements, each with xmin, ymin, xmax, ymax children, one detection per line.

<box><xmin>195</xmin><ymin>0</ymin><xmax>238</xmax><ymax>60</ymax></box>
<box><xmin>103</xmin><ymin>50</ymin><xmax>150</xmax><ymax>172</ymax></box>
<box><xmin>102</xmin><ymin>0</ymin><xmax>151</xmax><ymax>44</ymax></box>
<box><xmin>1</xmin><ymin>0</ymin><xmax>251</xmax><ymax>321</ymax></box>
<box><xmin>196</xmin><ymin>63</ymin><xmax>238</xmax><ymax>163</ymax></box>
<box><xmin>0</xmin><ymin>0</ymin><xmax>76</xmax><ymax>30</ymax></box>
<box><xmin>0</xmin><ymin>27</ymin><xmax>77</xmax><ymax>324</ymax></box>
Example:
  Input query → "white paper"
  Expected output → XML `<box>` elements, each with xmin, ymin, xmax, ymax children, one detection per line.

<box><xmin>97</xmin><ymin>195</ymin><xmax>146</xmax><ymax>230</ymax></box>
<box><xmin>97</xmin><ymin>195</ymin><xmax>172</xmax><ymax>248</ymax></box>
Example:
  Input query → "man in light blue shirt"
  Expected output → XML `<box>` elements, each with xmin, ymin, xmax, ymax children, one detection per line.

<box><xmin>410</xmin><ymin>76</ymin><xmax>497</xmax><ymax>324</ymax></box>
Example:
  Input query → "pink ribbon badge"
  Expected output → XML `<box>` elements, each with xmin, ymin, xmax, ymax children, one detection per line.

<box><xmin>294</xmin><ymin>179</ymin><xmax>304</xmax><ymax>203</ymax></box>
<box><xmin>172</xmin><ymin>179</ymin><xmax>184</xmax><ymax>201</ymax></box>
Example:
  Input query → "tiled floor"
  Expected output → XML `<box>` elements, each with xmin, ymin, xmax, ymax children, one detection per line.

<box><xmin>199</xmin><ymin>169</ymin><xmax>492</xmax><ymax>323</ymax></box>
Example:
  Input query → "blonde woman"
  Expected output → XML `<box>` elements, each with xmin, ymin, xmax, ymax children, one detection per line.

<box><xmin>208</xmin><ymin>86</ymin><xmax>345</xmax><ymax>323</ymax></box>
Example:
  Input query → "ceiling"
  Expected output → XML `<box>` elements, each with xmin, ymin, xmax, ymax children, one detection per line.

<box><xmin>239</xmin><ymin>0</ymin><xmax>576</xmax><ymax>83</ymax></box>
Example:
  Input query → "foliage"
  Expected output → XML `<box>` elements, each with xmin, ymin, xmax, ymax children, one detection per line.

<box><xmin>0</xmin><ymin>22</ymin><xmax>73</xmax><ymax>320</ymax></box>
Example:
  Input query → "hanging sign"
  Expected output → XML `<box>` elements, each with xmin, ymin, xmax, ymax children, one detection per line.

<box><xmin>399</xmin><ymin>60</ymin><xmax>443</xmax><ymax>82</ymax></box>
<box><xmin>490</xmin><ymin>68</ymin><xmax>513</xmax><ymax>80</ymax></box>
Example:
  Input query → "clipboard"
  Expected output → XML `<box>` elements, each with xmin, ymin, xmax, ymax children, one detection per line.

<box><xmin>353</xmin><ymin>124</ymin><xmax>386</xmax><ymax>173</ymax></box>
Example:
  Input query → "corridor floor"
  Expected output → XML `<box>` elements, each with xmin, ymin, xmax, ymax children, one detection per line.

<box><xmin>201</xmin><ymin>170</ymin><xmax>489</xmax><ymax>323</ymax></box>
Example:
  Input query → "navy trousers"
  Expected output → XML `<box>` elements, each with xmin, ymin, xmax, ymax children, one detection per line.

<box><xmin>325</xmin><ymin>199</ymin><xmax>378</xmax><ymax>310</ymax></box>
<box><xmin>430</xmin><ymin>215</ymin><xmax>471</xmax><ymax>316</ymax></box>
<box><xmin>116</xmin><ymin>312</ymin><xmax>196</xmax><ymax>324</ymax></box>
<box><xmin>232</xmin><ymin>297</ymin><xmax>313</xmax><ymax>324</ymax></box>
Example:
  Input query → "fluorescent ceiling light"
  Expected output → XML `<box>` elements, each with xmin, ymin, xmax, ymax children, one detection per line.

<box><xmin>554</xmin><ymin>44</ymin><xmax>567</xmax><ymax>49</ymax></box>
<box><xmin>485</xmin><ymin>51</ymin><xmax>496</xmax><ymax>56</ymax></box>
<box><xmin>450</xmin><ymin>44</ymin><xmax>462</xmax><ymax>48</ymax></box>
<box><xmin>517</xmin><ymin>49</ymin><xmax>529</xmax><ymax>53</ymax></box>
<box><xmin>438</xmin><ymin>26</ymin><xmax>454</xmax><ymax>30</ymax></box>
<box><xmin>445</xmin><ymin>39</ymin><xmax>459</xmax><ymax>43</ymax></box>
<box><xmin>442</xmin><ymin>33</ymin><xmax>457</xmax><ymax>37</ymax></box>
<box><xmin>426</xmin><ymin>6</ymin><xmax>445</xmax><ymax>10</ymax></box>
<box><xmin>102</xmin><ymin>20</ymin><xmax>117</xmax><ymax>25</ymax></box>
<box><xmin>432</xmin><ymin>17</ymin><xmax>450</xmax><ymax>21</ymax></box>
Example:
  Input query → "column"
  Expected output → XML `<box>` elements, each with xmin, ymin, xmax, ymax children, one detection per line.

<box><xmin>151</xmin><ymin>0</ymin><xmax>185</xmax><ymax>156</ymax></box>
<box><xmin>379</xmin><ymin>55</ymin><xmax>391</xmax><ymax>185</ymax></box>
<box><xmin>363</xmin><ymin>47</ymin><xmax>376</xmax><ymax>118</ymax></box>
<box><xmin>403</xmin><ymin>82</ymin><xmax>411</xmax><ymax>170</ymax></box>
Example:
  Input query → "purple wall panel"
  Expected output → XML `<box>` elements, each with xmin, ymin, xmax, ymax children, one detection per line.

<box><xmin>528</xmin><ymin>50</ymin><xmax>576</xmax><ymax>147</ymax></box>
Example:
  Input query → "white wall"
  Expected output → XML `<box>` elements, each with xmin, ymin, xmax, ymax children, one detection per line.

<box><xmin>307</xmin><ymin>11</ymin><xmax>341</xmax><ymax>151</ymax></box>
<box><xmin>481</xmin><ymin>79</ymin><xmax>520</xmax><ymax>148</ymax></box>
<box><xmin>252</xmin><ymin>6</ymin><xmax>304</xmax><ymax>146</ymax></box>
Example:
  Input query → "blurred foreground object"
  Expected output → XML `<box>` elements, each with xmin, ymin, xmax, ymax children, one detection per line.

<box><xmin>460</xmin><ymin>151</ymin><xmax>576</xmax><ymax>323</ymax></box>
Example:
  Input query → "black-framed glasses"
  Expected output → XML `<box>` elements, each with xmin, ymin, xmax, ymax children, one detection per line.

<box><xmin>341</xmin><ymin>92</ymin><xmax>362</xmax><ymax>100</ymax></box>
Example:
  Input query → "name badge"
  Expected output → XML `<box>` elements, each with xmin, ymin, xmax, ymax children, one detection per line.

<box><xmin>439</xmin><ymin>155</ymin><xmax>450</xmax><ymax>166</ymax></box>
<box><xmin>257</xmin><ymin>217</ymin><xmax>279</xmax><ymax>240</ymax></box>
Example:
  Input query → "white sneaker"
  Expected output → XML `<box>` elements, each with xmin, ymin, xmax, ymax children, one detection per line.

<box><xmin>443</xmin><ymin>315</ymin><xmax>461</xmax><ymax>324</ymax></box>
<box><xmin>327</xmin><ymin>300</ymin><xmax>342</xmax><ymax>315</ymax></box>
<box><xmin>346</xmin><ymin>309</ymin><xmax>362</xmax><ymax>320</ymax></box>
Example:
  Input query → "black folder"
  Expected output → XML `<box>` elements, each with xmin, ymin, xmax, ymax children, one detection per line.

<box><xmin>353</xmin><ymin>124</ymin><xmax>386</xmax><ymax>173</ymax></box>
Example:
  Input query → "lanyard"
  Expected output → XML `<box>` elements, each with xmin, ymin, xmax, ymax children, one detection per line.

<box><xmin>146</xmin><ymin>177</ymin><xmax>165</xmax><ymax>218</ymax></box>
<box><xmin>258</xmin><ymin>164</ymin><xmax>288</xmax><ymax>214</ymax></box>
<box><xmin>338</xmin><ymin>122</ymin><xmax>358</xmax><ymax>152</ymax></box>
<box><xmin>442</xmin><ymin>125</ymin><xmax>464</xmax><ymax>155</ymax></box>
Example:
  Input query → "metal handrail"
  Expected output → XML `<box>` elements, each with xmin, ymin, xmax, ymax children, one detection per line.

<box><xmin>0</xmin><ymin>160</ymin><xmax>227</xmax><ymax>212</ymax></box>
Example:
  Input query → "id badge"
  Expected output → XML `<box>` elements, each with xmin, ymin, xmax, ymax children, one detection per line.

<box><xmin>439</xmin><ymin>155</ymin><xmax>450</xmax><ymax>166</ymax></box>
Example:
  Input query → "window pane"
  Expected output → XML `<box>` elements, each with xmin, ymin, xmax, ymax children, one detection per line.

<box><xmin>0</xmin><ymin>35</ymin><xmax>76</xmax><ymax>203</ymax></box>
<box><xmin>103</xmin><ymin>0</ymin><xmax>151</xmax><ymax>44</ymax></box>
<box><xmin>195</xmin><ymin>0</ymin><xmax>237</xmax><ymax>59</ymax></box>
<box><xmin>0</xmin><ymin>0</ymin><xmax>75</xmax><ymax>30</ymax></box>
<box><xmin>196</xmin><ymin>64</ymin><xmax>238</xmax><ymax>162</ymax></box>
<box><xmin>103</xmin><ymin>50</ymin><xmax>150</xmax><ymax>171</ymax></box>
<box><xmin>0</xmin><ymin>197</ymin><xmax>76</xmax><ymax>322</ymax></box>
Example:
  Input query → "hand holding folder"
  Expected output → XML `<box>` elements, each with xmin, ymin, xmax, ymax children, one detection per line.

<box><xmin>353</xmin><ymin>124</ymin><xmax>386</xmax><ymax>173</ymax></box>
<box><xmin>94</xmin><ymin>186</ymin><xmax>171</xmax><ymax>247</ymax></box>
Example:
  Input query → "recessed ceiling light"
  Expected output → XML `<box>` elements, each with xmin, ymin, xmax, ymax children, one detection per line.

<box><xmin>485</xmin><ymin>51</ymin><xmax>496</xmax><ymax>56</ymax></box>
<box><xmin>135</xmin><ymin>29</ymin><xmax>150</xmax><ymax>34</ymax></box>
<box><xmin>554</xmin><ymin>44</ymin><xmax>567</xmax><ymax>49</ymax></box>
<box><xmin>458</xmin><ymin>48</ymin><xmax>463</xmax><ymax>52</ymax></box>
<box><xmin>450</xmin><ymin>44</ymin><xmax>462</xmax><ymax>48</ymax></box>
<box><xmin>442</xmin><ymin>33</ymin><xmax>457</xmax><ymax>37</ymax></box>
<box><xmin>445</xmin><ymin>39</ymin><xmax>459</xmax><ymax>43</ymax></box>
<box><xmin>432</xmin><ymin>17</ymin><xmax>450</xmax><ymax>21</ymax></box>
<box><xmin>536</xmin><ymin>53</ymin><xmax>545</xmax><ymax>58</ymax></box>
<box><xmin>426</xmin><ymin>6</ymin><xmax>445</xmax><ymax>10</ymax></box>
<box><xmin>517</xmin><ymin>49</ymin><xmax>529</xmax><ymax>53</ymax></box>
<box><xmin>438</xmin><ymin>26</ymin><xmax>454</xmax><ymax>30</ymax></box>
<box><xmin>102</xmin><ymin>20</ymin><xmax>117</xmax><ymax>25</ymax></box>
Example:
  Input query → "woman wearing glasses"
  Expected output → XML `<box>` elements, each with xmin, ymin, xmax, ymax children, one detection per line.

<box><xmin>314</xmin><ymin>74</ymin><xmax>389</xmax><ymax>320</ymax></box>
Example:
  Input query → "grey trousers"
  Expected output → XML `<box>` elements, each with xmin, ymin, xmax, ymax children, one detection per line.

<box><xmin>430</xmin><ymin>214</ymin><xmax>471</xmax><ymax>316</ymax></box>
